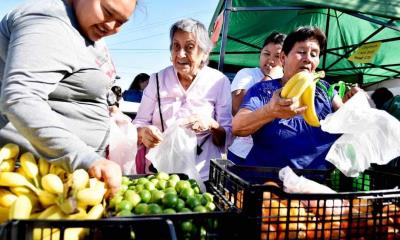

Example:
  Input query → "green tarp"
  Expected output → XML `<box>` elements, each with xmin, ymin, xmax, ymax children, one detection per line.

<box><xmin>209</xmin><ymin>0</ymin><xmax>400</xmax><ymax>85</ymax></box>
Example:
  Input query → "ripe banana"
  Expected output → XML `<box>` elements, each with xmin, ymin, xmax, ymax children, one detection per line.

<box><xmin>0</xmin><ymin>188</ymin><xmax>18</xmax><ymax>207</ymax></box>
<box><xmin>37</xmin><ymin>189</ymin><xmax>57</xmax><ymax>208</ymax></box>
<box><xmin>41</xmin><ymin>174</ymin><xmax>64</xmax><ymax>194</ymax></box>
<box><xmin>0</xmin><ymin>206</ymin><xmax>9</xmax><ymax>223</ymax></box>
<box><xmin>72</xmin><ymin>169</ymin><xmax>89</xmax><ymax>192</ymax></box>
<box><xmin>0</xmin><ymin>172</ymin><xmax>39</xmax><ymax>195</ymax></box>
<box><xmin>302</xmin><ymin>83</ymin><xmax>320</xmax><ymax>127</ymax></box>
<box><xmin>0</xmin><ymin>143</ymin><xmax>20</xmax><ymax>163</ymax></box>
<box><xmin>20</xmin><ymin>152</ymin><xmax>40</xmax><ymax>187</ymax></box>
<box><xmin>281</xmin><ymin>71</ymin><xmax>325</xmax><ymax>98</ymax></box>
<box><xmin>0</xmin><ymin>159</ymin><xmax>16</xmax><ymax>172</ymax></box>
<box><xmin>9</xmin><ymin>195</ymin><xmax>32</xmax><ymax>219</ymax></box>
<box><xmin>38</xmin><ymin>157</ymin><xmax>50</xmax><ymax>177</ymax></box>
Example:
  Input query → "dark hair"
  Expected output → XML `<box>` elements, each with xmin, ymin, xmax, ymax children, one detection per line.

<box><xmin>282</xmin><ymin>26</ymin><xmax>326</xmax><ymax>55</ymax></box>
<box><xmin>129</xmin><ymin>73</ymin><xmax>150</xmax><ymax>91</ymax></box>
<box><xmin>110</xmin><ymin>85</ymin><xmax>122</xmax><ymax>107</ymax></box>
<box><xmin>262</xmin><ymin>32</ymin><xmax>286</xmax><ymax>48</ymax></box>
<box><xmin>371</xmin><ymin>87</ymin><xmax>394</xmax><ymax>109</ymax></box>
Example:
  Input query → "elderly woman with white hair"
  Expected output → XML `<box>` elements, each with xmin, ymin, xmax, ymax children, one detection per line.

<box><xmin>133</xmin><ymin>18</ymin><xmax>232</xmax><ymax>180</ymax></box>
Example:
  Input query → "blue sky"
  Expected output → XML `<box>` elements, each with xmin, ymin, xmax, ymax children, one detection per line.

<box><xmin>0</xmin><ymin>0</ymin><xmax>219</xmax><ymax>90</ymax></box>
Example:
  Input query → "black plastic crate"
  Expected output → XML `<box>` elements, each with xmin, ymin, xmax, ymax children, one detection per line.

<box><xmin>208</xmin><ymin>159</ymin><xmax>400</xmax><ymax>240</ymax></box>
<box><xmin>0</xmin><ymin>212</ymin><xmax>239</xmax><ymax>240</ymax></box>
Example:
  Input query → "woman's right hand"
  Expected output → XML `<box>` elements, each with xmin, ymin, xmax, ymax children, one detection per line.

<box><xmin>266</xmin><ymin>89</ymin><xmax>307</xmax><ymax>119</ymax></box>
<box><xmin>138</xmin><ymin>125</ymin><xmax>163</xmax><ymax>148</ymax></box>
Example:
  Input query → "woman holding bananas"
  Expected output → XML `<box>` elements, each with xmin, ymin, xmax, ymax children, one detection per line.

<box><xmin>0</xmin><ymin>0</ymin><xmax>138</xmax><ymax>196</ymax></box>
<box><xmin>232</xmin><ymin>26</ymin><xmax>362</xmax><ymax>170</ymax></box>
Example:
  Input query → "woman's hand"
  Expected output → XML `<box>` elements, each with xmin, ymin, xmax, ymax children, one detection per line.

<box><xmin>184</xmin><ymin>115</ymin><xmax>219</xmax><ymax>133</ymax></box>
<box><xmin>88</xmin><ymin>158</ymin><xmax>122</xmax><ymax>198</ymax></box>
<box><xmin>343</xmin><ymin>86</ymin><xmax>364</xmax><ymax>103</ymax></box>
<box><xmin>266</xmin><ymin>89</ymin><xmax>307</xmax><ymax>119</ymax></box>
<box><xmin>138</xmin><ymin>125</ymin><xmax>163</xmax><ymax>148</ymax></box>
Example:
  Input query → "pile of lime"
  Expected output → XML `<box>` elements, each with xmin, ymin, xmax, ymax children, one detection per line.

<box><xmin>108</xmin><ymin>172</ymin><xmax>216</xmax><ymax>217</ymax></box>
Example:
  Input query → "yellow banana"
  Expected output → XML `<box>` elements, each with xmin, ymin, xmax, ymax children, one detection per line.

<box><xmin>9</xmin><ymin>195</ymin><xmax>32</xmax><ymax>220</ymax></box>
<box><xmin>37</xmin><ymin>189</ymin><xmax>57</xmax><ymax>208</ymax></box>
<box><xmin>0</xmin><ymin>206</ymin><xmax>9</xmax><ymax>224</ymax></box>
<box><xmin>302</xmin><ymin>83</ymin><xmax>320</xmax><ymax>127</ymax></box>
<box><xmin>41</xmin><ymin>174</ymin><xmax>64</xmax><ymax>194</ymax></box>
<box><xmin>9</xmin><ymin>186</ymin><xmax>32</xmax><ymax>196</ymax></box>
<box><xmin>20</xmin><ymin>152</ymin><xmax>40</xmax><ymax>187</ymax></box>
<box><xmin>0</xmin><ymin>172</ymin><xmax>39</xmax><ymax>195</ymax></box>
<box><xmin>49</xmin><ymin>164</ymin><xmax>67</xmax><ymax>180</ymax></box>
<box><xmin>0</xmin><ymin>188</ymin><xmax>18</xmax><ymax>207</ymax></box>
<box><xmin>281</xmin><ymin>71</ymin><xmax>325</xmax><ymax>98</ymax></box>
<box><xmin>72</xmin><ymin>169</ymin><xmax>89</xmax><ymax>192</ymax></box>
<box><xmin>33</xmin><ymin>205</ymin><xmax>65</xmax><ymax>240</ymax></box>
<box><xmin>76</xmin><ymin>188</ymin><xmax>104</xmax><ymax>207</ymax></box>
<box><xmin>0</xmin><ymin>143</ymin><xmax>20</xmax><ymax>163</ymax></box>
<box><xmin>38</xmin><ymin>157</ymin><xmax>50</xmax><ymax>177</ymax></box>
<box><xmin>0</xmin><ymin>159</ymin><xmax>16</xmax><ymax>172</ymax></box>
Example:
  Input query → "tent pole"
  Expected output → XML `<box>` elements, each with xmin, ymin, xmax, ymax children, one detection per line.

<box><xmin>218</xmin><ymin>0</ymin><xmax>232</xmax><ymax>72</ymax></box>
<box><xmin>322</xmin><ymin>8</ymin><xmax>331</xmax><ymax>71</ymax></box>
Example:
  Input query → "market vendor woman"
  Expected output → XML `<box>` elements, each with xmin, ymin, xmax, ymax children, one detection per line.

<box><xmin>232</xmin><ymin>26</ymin><xmax>361</xmax><ymax>170</ymax></box>
<box><xmin>0</xmin><ymin>0</ymin><xmax>137</xmax><ymax>196</ymax></box>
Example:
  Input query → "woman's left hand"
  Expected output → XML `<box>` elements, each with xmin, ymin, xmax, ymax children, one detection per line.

<box><xmin>184</xmin><ymin>115</ymin><xmax>219</xmax><ymax>133</ymax></box>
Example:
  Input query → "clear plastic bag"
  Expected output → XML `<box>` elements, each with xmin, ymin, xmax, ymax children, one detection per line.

<box><xmin>146</xmin><ymin>121</ymin><xmax>205</xmax><ymax>191</ymax></box>
<box><xmin>109</xmin><ymin>114</ymin><xmax>137</xmax><ymax>175</ymax></box>
<box><xmin>321</xmin><ymin>92</ymin><xmax>400</xmax><ymax>177</ymax></box>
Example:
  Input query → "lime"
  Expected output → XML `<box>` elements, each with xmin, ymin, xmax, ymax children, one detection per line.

<box><xmin>146</xmin><ymin>174</ymin><xmax>155</xmax><ymax>180</ymax></box>
<box><xmin>116</xmin><ymin>200</ymin><xmax>134</xmax><ymax>212</ymax></box>
<box><xmin>137</xmin><ymin>177</ymin><xmax>149</xmax><ymax>185</ymax></box>
<box><xmin>163</xmin><ymin>208</ymin><xmax>176</xmax><ymax>214</ymax></box>
<box><xmin>167</xmin><ymin>180</ymin><xmax>178</xmax><ymax>188</ymax></box>
<box><xmin>116</xmin><ymin>209</ymin><xmax>132</xmax><ymax>217</ymax></box>
<box><xmin>175</xmin><ymin>198</ymin><xmax>186</xmax><ymax>212</ymax></box>
<box><xmin>203</xmin><ymin>192</ymin><xmax>214</xmax><ymax>202</ymax></box>
<box><xmin>193</xmin><ymin>205</ymin><xmax>207</xmax><ymax>213</ymax></box>
<box><xmin>135</xmin><ymin>184</ymin><xmax>145</xmax><ymax>192</ymax></box>
<box><xmin>175</xmin><ymin>180</ymin><xmax>191</xmax><ymax>193</ymax></box>
<box><xmin>205</xmin><ymin>201</ymin><xmax>216</xmax><ymax>212</ymax></box>
<box><xmin>121</xmin><ymin>176</ymin><xmax>131</xmax><ymax>186</ymax></box>
<box><xmin>186</xmin><ymin>196</ymin><xmax>201</xmax><ymax>210</ymax></box>
<box><xmin>164</xmin><ymin>187</ymin><xmax>177</xmax><ymax>195</ymax></box>
<box><xmin>181</xmin><ymin>221</ymin><xmax>194</xmax><ymax>233</ymax></box>
<box><xmin>180</xmin><ymin>187</ymin><xmax>195</xmax><ymax>200</ymax></box>
<box><xmin>162</xmin><ymin>192</ymin><xmax>178</xmax><ymax>208</ymax></box>
<box><xmin>188</xmin><ymin>179</ymin><xmax>198</xmax><ymax>187</ymax></box>
<box><xmin>193</xmin><ymin>186</ymin><xmax>200</xmax><ymax>194</ymax></box>
<box><xmin>124</xmin><ymin>190</ymin><xmax>141</xmax><ymax>207</ymax></box>
<box><xmin>120</xmin><ymin>184</ymin><xmax>129</xmax><ymax>193</ymax></box>
<box><xmin>169</xmin><ymin>174</ymin><xmax>180</xmax><ymax>182</ymax></box>
<box><xmin>150</xmin><ymin>190</ymin><xmax>165</xmax><ymax>204</ymax></box>
<box><xmin>109</xmin><ymin>194</ymin><xmax>123</xmax><ymax>209</ymax></box>
<box><xmin>134</xmin><ymin>203</ymin><xmax>148</xmax><ymax>215</ymax></box>
<box><xmin>156</xmin><ymin>172</ymin><xmax>170</xmax><ymax>180</ymax></box>
<box><xmin>178</xmin><ymin>207</ymin><xmax>192</xmax><ymax>213</ymax></box>
<box><xmin>156</xmin><ymin>179</ymin><xmax>167</xmax><ymax>190</ymax></box>
<box><xmin>139</xmin><ymin>190</ymin><xmax>151</xmax><ymax>203</ymax></box>
<box><xmin>144</xmin><ymin>182</ymin><xmax>156</xmax><ymax>191</ymax></box>
<box><xmin>150</xmin><ymin>178</ymin><xmax>159</xmax><ymax>185</ymax></box>
<box><xmin>147</xmin><ymin>203</ymin><xmax>163</xmax><ymax>214</ymax></box>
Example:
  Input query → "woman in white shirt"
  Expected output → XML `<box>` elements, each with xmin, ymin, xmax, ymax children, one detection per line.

<box><xmin>228</xmin><ymin>32</ymin><xmax>286</xmax><ymax>163</ymax></box>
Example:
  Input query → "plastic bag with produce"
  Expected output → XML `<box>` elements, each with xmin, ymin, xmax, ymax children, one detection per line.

<box><xmin>146</xmin><ymin>121</ymin><xmax>205</xmax><ymax>192</ymax></box>
<box><xmin>321</xmin><ymin>92</ymin><xmax>400</xmax><ymax>177</ymax></box>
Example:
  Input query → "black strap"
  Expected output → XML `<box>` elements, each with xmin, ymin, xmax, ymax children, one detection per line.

<box><xmin>196</xmin><ymin>135</ymin><xmax>210</xmax><ymax>155</ymax></box>
<box><xmin>155</xmin><ymin>73</ymin><xmax>165</xmax><ymax>132</ymax></box>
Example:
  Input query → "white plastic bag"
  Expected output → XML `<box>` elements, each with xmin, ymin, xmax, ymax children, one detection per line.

<box><xmin>146</xmin><ymin>122</ymin><xmax>205</xmax><ymax>191</ymax></box>
<box><xmin>109</xmin><ymin>115</ymin><xmax>138</xmax><ymax>175</ymax></box>
<box><xmin>321</xmin><ymin>92</ymin><xmax>400</xmax><ymax>177</ymax></box>
<box><xmin>279</xmin><ymin>166</ymin><xmax>347</xmax><ymax>216</ymax></box>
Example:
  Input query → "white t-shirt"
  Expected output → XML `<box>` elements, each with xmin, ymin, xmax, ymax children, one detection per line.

<box><xmin>229</xmin><ymin>67</ymin><xmax>265</xmax><ymax>159</ymax></box>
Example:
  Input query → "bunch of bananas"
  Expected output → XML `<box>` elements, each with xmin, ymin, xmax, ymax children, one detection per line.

<box><xmin>281</xmin><ymin>71</ymin><xmax>325</xmax><ymax>127</ymax></box>
<box><xmin>0</xmin><ymin>143</ymin><xmax>107</xmax><ymax>240</ymax></box>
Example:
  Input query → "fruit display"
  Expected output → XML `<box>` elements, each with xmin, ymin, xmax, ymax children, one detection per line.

<box><xmin>280</xmin><ymin>71</ymin><xmax>325</xmax><ymax>127</ymax></box>
<box><xmin>107</xmin><ymin>172</ymin><xmax>217</xmax><ymax>238</ymax></box>
<box><xmin>0</xmin><ymin>143</ymin><xmax>107</xmax><ymax>240</ymax></box>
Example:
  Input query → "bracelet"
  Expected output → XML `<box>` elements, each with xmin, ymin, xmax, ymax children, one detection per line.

<box><xmin>265</xmin><ymin>74</ymin><xmax>273</xmax><ymax>80</ymax></box>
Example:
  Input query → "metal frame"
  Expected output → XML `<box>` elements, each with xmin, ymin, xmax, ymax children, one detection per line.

<box><xmin>215</xmin><ymin>0</ymin><xmax>400</xmax><ymax>84</ymax></box>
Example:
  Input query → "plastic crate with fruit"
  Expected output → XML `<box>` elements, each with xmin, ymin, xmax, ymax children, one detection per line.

<box><xmin>208</xmin><ymin>159</ymin><xmax>400</xmax><ymax>240</ymax></box>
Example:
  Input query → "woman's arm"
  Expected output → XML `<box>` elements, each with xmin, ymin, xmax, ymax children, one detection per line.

<box><xmin>231</xmin><ymin>89</ymin><xmax>246</xmax><ymax>116</ymax></box>
<box><xmin>233</xmin><ymin>90</ymin><xmax>306</xmax><ymax>136</ymax></box>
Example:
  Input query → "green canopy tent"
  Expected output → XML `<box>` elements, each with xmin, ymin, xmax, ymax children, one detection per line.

<box><xmin>208</xmin><ymin>0</ymin><xmax>400</xmax><ymax>86</ymax></box>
